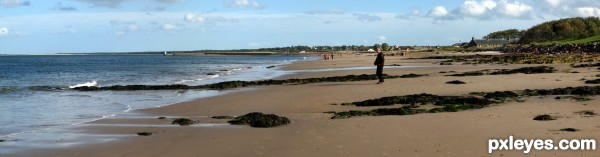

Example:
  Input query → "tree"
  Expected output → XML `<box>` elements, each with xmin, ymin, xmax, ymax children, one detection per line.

<box><xmin>381</xmin><ymin>43</ymin><xmax>390</xmax><ymax>51</ymax></box>
<box><xmin>484</xmin><ymin>29</ymin><xmax>522</xmax><ymax>40</ymax></box>
<box><xmin>520</xmin><ymin>17</ymin><xmax>600</xmax><ymax>44</ymax></box>
<box><xmin>373</xmin><ymin>44</ymin><xmax>381</xmax><ymax>50</ymax></box>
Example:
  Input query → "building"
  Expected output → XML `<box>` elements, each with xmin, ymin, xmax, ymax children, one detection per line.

<box><xmin>467</xmin><ymin>37</ymin><xmax>516</xmax><ymax>48</ymax></box>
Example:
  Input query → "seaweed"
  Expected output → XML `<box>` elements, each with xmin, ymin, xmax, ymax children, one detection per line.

<box><xmin>331</xmin><ymin>110</ymin><xmax>375</xmax><ymax>119</ymax></box>
<box><xmin>489</xmin><ymin>66</ymin><xmax>556</xmax><ymax>75</ymax></box>
<box><xmin>575</xmin><ymin>110</ymin><xmax>596</xmax><ymax>116</ymax></box>
<box><xmin>522</xmin><ymin>86</ymin><xmax>600</xmax><ymax>96</ymax></box>
<box><xmin>483</xmin><ymin>91</ymin><xmax>520</xmax><ymax>102</ymax></box>
<box><xmin>227</xmin><ymin>112</ymin><xmax>290</xmax><ymax>128</ymax></box>
<box><xmin>533</xmin><ymin>114</ymin><xmax>555</xmax><ymax>121</ymax></box>
<box><xmin>585</xmin><ymin>79</ymin><xmax>600</xmax><ymax>84</ymax></box>
<box><xmin>399</xmin><ymin>73</ymin><xmax>428</xmax><ymax>78</ymax></box>
<box><xmin>330</xmin><ymin>107</ymin><xmax>429</xmax><ymax>119</ymax></box>
<box><xmin>74</xmin><ymin>74</ymin><xmax>427</xmax><ymax>91</ymax></box>
<box><xmin>446</xmin><ymin>80</ymin><xmax>466</xmax><ymax>84</ymax></box>
<box><xmin>572</xmin><ymin>63</ymin><xmax>600</xmax><ymax>68</ymax></box>
<box><xmin>350</xmin><ymin>93</ymin><xmax>493</xmax><ymax>108</ymax></box>
<box><xmin>171</xmin><ymin>118</ymin><xmax>195</xmax><ymax>126</ymax></box>
<box><xmin>137</xmin><ymin>132</ymin><xmax>153</xmax><ymax>136</ymax></box>
<box><xmin>445</xmin><ymin>66</ymin><xmax>556</xmax><ymax>77</ymax></box>
<box><xmin>559</xmin><ymin>128</ymin><xmax>579</xmax><ymax>132</ymax></box>
<box><xmin>446</xmin><ymin>71</ymin><xmax>485</xmax><ymax>77</ymax></box>
<box><xmin>211</xmin><ymin>116</ymin><xmax>235</xmax><ymax>119</ymax></box>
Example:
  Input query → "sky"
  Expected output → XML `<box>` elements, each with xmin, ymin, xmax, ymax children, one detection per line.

<box><xmin>0</xmin><ymin>0</ymin><xmax>599</xmax><ymax>54</ymax></box>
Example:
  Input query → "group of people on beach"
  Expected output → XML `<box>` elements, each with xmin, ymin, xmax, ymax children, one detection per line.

<box><xmin>323</xmin><ymin>53</ymin><xmax>343</xmax><ymax>60</ymax></box>
<box><xmin>321</xmin><ymin>47</ymin><xmax>385</xmax><ymax>84</ymax></box>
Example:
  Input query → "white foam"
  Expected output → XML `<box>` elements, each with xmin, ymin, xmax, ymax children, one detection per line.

<box><xmin>175</xmin><ymin>74</ymin><xmax>220</xmax><ymax>84</ymax></box>
<box><xmin>69</xmin><ymin>81</ymin><xmax>98</xmax><ymax>89</ymax></box>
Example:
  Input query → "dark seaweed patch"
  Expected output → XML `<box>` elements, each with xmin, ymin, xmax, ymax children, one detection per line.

<box><xmin>533</xmin><ymin>114</ymin><xmax>556</xmax><ymax>121</ymax></box>
<box><xmin>211</xmin><ymin>116</ymin><xmax>235</xmax><ymax>119</ymax></box>
<box><xmin>575</xmin><ymin>110</ymin><xmax>596</xmax><ymax>116</ymax></box>
<box><xmin>74</xmin><ymin>74</ymin><xmax>427</xmax><ymax>91</ymax></box>
<box><xmin>171</xmin><ymin>118</ymin><xmax>195</xmax><ymax>126</ymax></box>
<box><xmin>446</xmin><ymin>80</ymin><xmax>466</xmax><ymax>84</ymax></box>
<box><xmin>137</xmin><ymin>132</ymin><xmax>153</xmax><ymax>136</ymax></box>
<box><xmin>227</xmin><ymin>112</ymin><xmax>290</xmax><ymax>128</ymax></box>
<box><xmin>559</xmin><ymin>128</ymin><xmax>579</xmax><ymax>132</ymax></box>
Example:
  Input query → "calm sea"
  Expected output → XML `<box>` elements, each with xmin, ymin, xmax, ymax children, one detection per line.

<box><xmin>0</xmin><ymin>54</ymin><xmax>312</xmax><ymax>138</ymax></box>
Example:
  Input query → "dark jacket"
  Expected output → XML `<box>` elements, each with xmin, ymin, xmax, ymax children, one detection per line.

<box><xmin>374</xmin><ymin>52</ymin><xmax>384</xmax><ymax>66</ymax></box>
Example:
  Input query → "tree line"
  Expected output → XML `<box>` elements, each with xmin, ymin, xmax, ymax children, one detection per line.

<box><xmin>484</xmin><ymin>17</ymin><xmax>600</xmax><ymax>44</ymax></box>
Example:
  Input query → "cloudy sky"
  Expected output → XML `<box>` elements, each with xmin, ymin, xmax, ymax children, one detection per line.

<box><xmin>0</xmin><ymin>0</ymin><xmax>598</xmax><ymax>54</ymax></box>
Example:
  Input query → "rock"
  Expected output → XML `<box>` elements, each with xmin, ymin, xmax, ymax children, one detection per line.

<box><xmin>171</xmin><ymin>118</ymin><xmax>195</xmax><ymax>126</ymax></box>
<box><xmin>137</xmin><ymin>132</ymin><xmax>153</xmax><ymax>136</ymax></box>
<box><xmin>227</xmin><ymin>112</ymin><xmax>290</xmax><ymax>128</ymax></box>
<box><xmin>158</xmin><ymin>116</ymin><xmax>166</xmax><ymax>119</ymax></box>
<box><xmin>559</xmin><ymin>128</ymin><xmax>579</xmax><ymax>132</ymax></box>
<box><xmin>533</xmin><ymin>114</ymin><xmax>555</xmax><ymax>121</ymax></box>
<box><xmin>446</xmin><ymin>80</ymin><xmax>466</xmax><ymax>84</ymax></box>
<box><xmin>207</xmin><ymin>73</ymin><xmax>217</xmax><ymax>75</ymax></box>
<box><xmin>266</xmin><ymin>66</ymin><xmax>276</xmax><ymax>69</ymax></box>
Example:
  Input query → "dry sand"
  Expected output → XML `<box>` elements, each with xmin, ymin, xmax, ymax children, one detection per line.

<box><xmin>5</xmin><ymin>53</ymin><xmax>600</xmax><ymax>157</ymax></box>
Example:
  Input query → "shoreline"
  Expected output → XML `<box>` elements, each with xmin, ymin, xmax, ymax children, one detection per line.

<box><xmin>3</xmin><ymin>53</ymin><xmax>600</xmax><ymax>156</ymax></box>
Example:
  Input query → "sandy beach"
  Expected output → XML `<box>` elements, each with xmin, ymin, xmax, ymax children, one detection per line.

<box><xmin>4</xmin><ymin>53</ymin><xmax>600</xmax><ymax>157</ymax></box>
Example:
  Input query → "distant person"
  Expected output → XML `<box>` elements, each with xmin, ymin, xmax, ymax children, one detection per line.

<box><xmin>331</xmin><ymin>54</ymin><xmax>334</xmax><ymax>60</ymax></box>
<box><xmin>323</xmin><ymin>54</ymin><xmax>327</xmax><ymax>60</ymax></box>
<box><xmin>373</xmin><ymin>47</ymin><xmax>385</xmax><ymax>84</ymax></box>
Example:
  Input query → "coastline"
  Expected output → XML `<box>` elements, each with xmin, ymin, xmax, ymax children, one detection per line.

<box><xmin>3</xmin><ymin>53</ymin><xmax>600</xmax><ymax>156</ymax></box>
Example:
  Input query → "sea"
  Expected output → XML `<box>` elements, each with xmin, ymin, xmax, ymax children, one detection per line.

<box><xmin>0</xmin><ymin>54</ymin><xmax>314</xmax><ymax>139</ymax></box>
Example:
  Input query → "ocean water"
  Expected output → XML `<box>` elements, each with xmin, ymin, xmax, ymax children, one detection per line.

<box><xmin>0</xmin><ymin>54</ymin><xmax>312</xmax><ymax>138</ymax></box>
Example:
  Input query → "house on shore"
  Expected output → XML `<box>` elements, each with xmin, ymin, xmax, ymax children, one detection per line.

<box><xmin>467</xmin><ymin>37</ymin><xmax>516</xmax><ymax>48</ymax></box>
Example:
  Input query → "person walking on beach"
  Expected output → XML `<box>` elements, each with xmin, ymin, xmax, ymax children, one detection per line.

<box><xmin>374</xmin><ymin>47</ymin><xmax>385</xmax><ymax>84</ymax></box>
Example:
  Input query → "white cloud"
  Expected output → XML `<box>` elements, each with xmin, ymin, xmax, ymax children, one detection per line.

<box><xmin>306</xmin><ymin>9</ymin><xmax>345</xmax><ymax>15</ymax></box>
<box><xmin>0</xmin><ymin>27</ymin><xmax>8</xmax><ymax>36</ymax></box>
<box><xmin>224</xmin><ymin>0</ymin><xmax>264</xmax><ymax>9</ymax></box>
<box><xmin>459</xmin><ymin>0</ymin><xmax>495</xmax><ymax>16</ymax></box>
<box><xmin>127</xmin><ymin>25</ymin><xmax>139</xmax><ymax>31</ymax></box>
<box><xmin>53</xmin><ymin>2</ymin><xmax>77</xmax><ymax>11</ymax></box>
<box><xmin>76</xmin><ymin>0</ymin><xmax>130</xmax><ymax>8</ymax></box>
<box><xmin>184</xmin><ymin>13</ymin><xmax>205</xmax><ymax>23</ymax></box>
<box><xmin>155</xmin><ymin>0</ymin><xmax>182</xmax><ymax>3</ymax></box>
<box><xmin>576</xmin><ymin>7</ymin><xmax>600</xmax><ymax>17</ymax></box>
<box><xmin>353</xmin><ymin>13</ymin><xmax>382</xmax><ymax>22</ymax></box>
<box><xmin>546</xmin><ymin>0</ymin><xmax>561</xmax><ymax>7</ymax></box>
<box><xmin>498</xmin><ymin>0</ymin><xmax>533</xmax><ymax>18</ymax></box>
<box><xmin>429</xmin><ymin>6</ymin><xmax>449</xmax><ymax>17</ymax></box>
<box><xmin>114</xmin><ymin>31</ymin><xmax>126</xmax><ymax>36</ymax></box>
<box><xmin>396</xmin><ymin>10</ymin><xmax>425</xmax><ymax>20</ymax></box>
<box><xmin>378</xmin><ymin>35</ymin><xmax>387</xmax><ymax>42</ymax></box>
<box><xmin>0</xmin><ymin>0</ymin><xmax>29</xmax><ymax>8</ymax></box>
<box><xmin>161</xmin><ymin>23</ymin><xmax>178</xmax><ymax>30</ymax></box>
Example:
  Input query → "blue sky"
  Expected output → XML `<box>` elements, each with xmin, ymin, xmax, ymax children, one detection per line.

<box><xmin>0</xmin><ymin>0</ymin><xmax>599</xmax><ymax>54</ymax></box>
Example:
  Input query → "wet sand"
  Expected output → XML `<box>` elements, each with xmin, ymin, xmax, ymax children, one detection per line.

<box><xmin>4</xmin><ymin>53</ymin><xmax>600</xmax><ymax>157</ymax></box>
